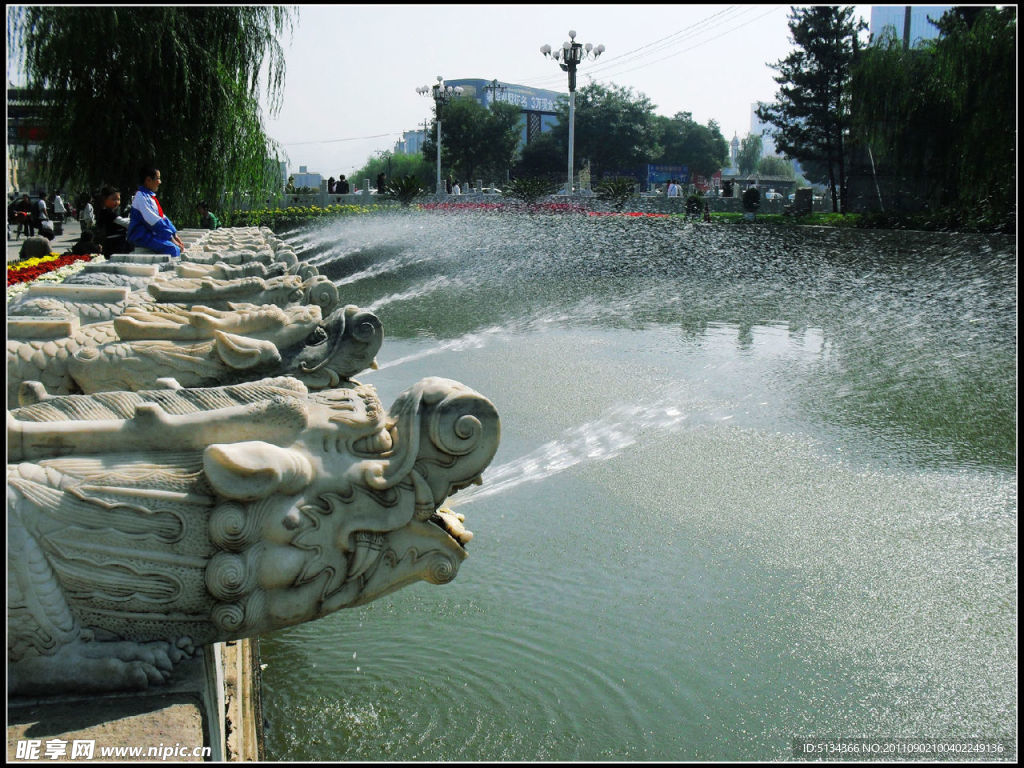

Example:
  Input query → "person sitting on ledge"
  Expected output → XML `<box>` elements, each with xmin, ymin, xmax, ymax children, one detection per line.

<box><xmin>127</xmin><ymin>165</ymin><xmax>186</xmax><ymax>257</ymax></box>
<box><xmin>95</xmin><ymin>185</ymin><xmax>134</xmax><ymax>259</ymax></box>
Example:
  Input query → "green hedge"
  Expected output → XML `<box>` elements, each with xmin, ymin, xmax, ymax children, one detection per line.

<box><xmin>222</xmin><ymin>203</ymin><xmax>378</xmax><ymax>229</ymax></box>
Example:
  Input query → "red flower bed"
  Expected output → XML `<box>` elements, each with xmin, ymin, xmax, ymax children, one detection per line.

<box><xmin>7</xmin><ymin>252</ymin><xmax>95</xmax><ymax>287</ymax></box>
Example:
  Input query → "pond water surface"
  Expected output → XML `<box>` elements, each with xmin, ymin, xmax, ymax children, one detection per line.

<box><xmin>260</xmin><ymin>212</ymin><xmax>1016</xmax><ymax>761</ymax></box>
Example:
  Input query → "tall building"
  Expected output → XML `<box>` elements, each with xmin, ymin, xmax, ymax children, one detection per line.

<box><xmin>869</xmin><ymin>6</ymin><xmax>952</xmax><ymax>47</ymax></box>
<box><xmin>750</xmin><ymin>103</ymin><xmax>777</xmax><ymax>157</ymax></box>
<box><xmin>396</xmin><ymin>78</ymin><xmax>564</xmax><ymax>155</ymax></box>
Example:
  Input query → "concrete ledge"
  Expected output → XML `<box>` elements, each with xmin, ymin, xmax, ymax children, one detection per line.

<box><xmin>7</xmin><ymin>316</ymin><xmax>81</xmax><ymax>340</ymax></box>
<box><xmin>82</xmin><ymin>262</ymin><xmax>160</xmax><ymax>278</ymax></box>
<box><xmin>26</xmin><ymin>283</ymin><xmax>129</xmax><ymax>301</ymax></box>
<box><xmin>7</xmin><ymin>640</ymin><xmax>263</xmax><ymax>763</ymax></box>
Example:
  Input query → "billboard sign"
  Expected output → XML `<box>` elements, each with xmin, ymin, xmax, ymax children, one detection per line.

<box><xmin>647</xmin><ymin>164</ymin><xmax>689</xmax><ymax>186</ymax></box>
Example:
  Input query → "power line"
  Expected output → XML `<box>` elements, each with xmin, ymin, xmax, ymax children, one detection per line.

<box><xmin>512</xmin><ymin>5</ymin><xmax>748</xmax><ymax>88</ymax></box>
<box><xmin>589</xmin><ymin>6</ymin><xmax>783</xmax><ymax>83</ymax></box>
<box><xmin>282</xmin><ymin>132</ymin><xmax>403</xmax><ymax>146</ymax></box>
<box><xmin>516</xmin><ymin>5</ymin><xmax>782</xmax><ymax>91</ymax></box>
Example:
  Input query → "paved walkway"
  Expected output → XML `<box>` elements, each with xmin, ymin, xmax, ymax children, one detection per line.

<box><xmin>7</xmin><ymin>218</ymin><xmax>83</xmax><ymax>264</ymax></box>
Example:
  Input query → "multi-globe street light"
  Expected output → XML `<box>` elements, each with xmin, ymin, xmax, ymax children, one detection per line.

<box><xmin>541</xmin><ymin>30</ymin><xmax>604</xmax><ymax>195</ymax></box>
<box><xmin>416</xmin><ymin>76</ymin><xmax>464</xmax><ymax>195</ymax></box>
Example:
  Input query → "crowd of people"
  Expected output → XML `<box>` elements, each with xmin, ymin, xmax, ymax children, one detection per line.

<box><xmin>9</xmin><ymin>165</ymin><xmax>222</xmax><ymax>259</ymax></box>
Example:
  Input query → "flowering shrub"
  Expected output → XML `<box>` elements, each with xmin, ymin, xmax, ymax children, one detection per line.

<box><xmin>7</xmin><ymin>252</ymin><xmax>64</xmax><ymax>272</ymax></box>
<box><xmin>7</xmin><ymin>252</ymin><xmax>96</xmax><ymax>286</ymax></box>
<box><xmin>7</xmin><ymin>253</ymin><xmax>101</xmax><ymax>301</ymax></box>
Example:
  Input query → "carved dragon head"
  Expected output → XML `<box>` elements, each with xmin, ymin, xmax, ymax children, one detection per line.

<box><xmin>198</xmin><ymin>377</ymin><xmax>501</xmax><ymax>635</ymax></box>
<box><xmin>8</xmin><ymin>375</ymin><xmax>500</xmax><ymax>653</ymax></box>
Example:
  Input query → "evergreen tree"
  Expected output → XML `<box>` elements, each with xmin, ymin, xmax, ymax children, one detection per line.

<box><xmin>7</xmin><ymin>6</ymin><xmax>294</xmax><ymax>225</ymax></box>
<box><xmin>756</xmin><ymin>6</ymin><xmax>866</xmax><ymax>212</ymax></box>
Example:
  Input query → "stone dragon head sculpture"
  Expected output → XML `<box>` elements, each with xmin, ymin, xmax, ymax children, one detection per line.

<box><xmin>7</xmin><ymin>300</ymin><xmax>382</xmax><ymax>402</ymax></box>
<box><xmin>7</xmin><ymin>374</ymin><xmax>500</xmax><ymax>696</ymax></box>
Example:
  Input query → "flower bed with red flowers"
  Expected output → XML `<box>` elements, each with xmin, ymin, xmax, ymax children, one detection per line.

<box><xmin>7</xmin><ymin>252</ymin><xmax>95</xmax><ymax>286</ymax></box>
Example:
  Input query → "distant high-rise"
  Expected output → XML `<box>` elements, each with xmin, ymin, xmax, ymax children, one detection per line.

<box><xmin>869</xmin><ymin>6</ymin><xmax>952</xmax><ymax>47</ymax></box>
<box><xmin>750</xmin><ymin>103</ymin><xmax>776</xmax><ymax>157</ymax></box>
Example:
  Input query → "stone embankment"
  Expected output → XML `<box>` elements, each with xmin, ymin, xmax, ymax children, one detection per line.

<box><xmin>7</xmin><ymin>226</ymin><xmax>289</xmax><ymax>762</ymax></box>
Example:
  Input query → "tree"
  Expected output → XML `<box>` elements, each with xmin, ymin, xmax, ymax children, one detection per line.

<box><xmin>351</xmin><ymin>151</ymin><xmax>432</xmax><ymax>194</ymax></box>
<box><xmin>548</xmin><ymin>83</ymin><xmax>661</xmax><ymax>178</ymax></box>
<box><xmin>756</xmin><ymin>6</ymin><xmax>867</xmax><ymax>213</ymax></box>
<box><xmin>652</xmin><ymin>113</ymin><xmax>729</xmax><ymax>179</ymax></box>
<box><xmin>736</xmin><ymin>133</ymin><xmax>763</xmax><ymax>176</ymax></box>
<box><xmin>756</xmin><ymin>156</ymin><xmax>795</xmax><ymax>178</ymax></box>
<box><xmin>515</xmin><ymin>131</ymin><xmax>565</xmax><ymax>179</ymax></box>
<box><xmin>849</xmin><ymin>6</ymin><xmax>1015</xmax><ymax>228</ymax></box>
<box><xmin>7</xmin><ymin>6</ymin><xmax>295</xmax><ymax>225</ymax></box>
<box><xmin>422</xmin><ymin>98</ymin><xmax>521</xmax><ymax>186</ymax></box>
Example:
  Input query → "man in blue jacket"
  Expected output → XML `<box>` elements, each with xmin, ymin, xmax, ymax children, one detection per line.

<box><xmin>127</xmin><ymin>166</ymin><xmax>186</xmax><ymax>257</ymax></box>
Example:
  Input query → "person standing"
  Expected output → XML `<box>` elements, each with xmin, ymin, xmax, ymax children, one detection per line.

<box><xmin>127</xmin><ymin>166</ymin><xmax>186</xmax><ymax>257</ymax></box>
<box><xmin>52</xmin><ymin>190</ymin><xmax>67</xmax><ymax>223</ymax></box>
<box><xmin>376</xmin><ymin>173</ymin><xmax>387</xmax><ymax>195</ymax></box>
<box><xmin>32</xmin><ymin>192</ymin><xmax>48</xmax><ymax>230</ymax></box>
<box><xmin>79</xmin><ymin>198</ymin><xmax>96</xmax><ymax>234</ymax></box>
<box><xmin>337</xmin><ymin>174</ymin><xmax>350</xmax><ymax>194</ymax></box>
<box><xmin>14</xmin><ymin>194</ymin><xmax>34</xmax><ymax>237</ymax></box>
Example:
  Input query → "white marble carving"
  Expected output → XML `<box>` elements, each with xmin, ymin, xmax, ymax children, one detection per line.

<box><xmin>7</xmin><ymin>375</ymin><xmax>500</xmax><ymax>695</ymax></box>
<box><xmin>7</xmin><ymin>302</ymin><xmax>381</xmax><ymax>402</ymax></box>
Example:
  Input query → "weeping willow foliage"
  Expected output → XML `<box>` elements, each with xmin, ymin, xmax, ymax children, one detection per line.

<box><xmin>850</xmin><ymin>7</ymin><xmax>1016</xmax><ymax>227</ymax></box>
<box><xmin>7</xmin><ymin>6</ymin><xmax>294</xmax><ymax>226</ymax></box>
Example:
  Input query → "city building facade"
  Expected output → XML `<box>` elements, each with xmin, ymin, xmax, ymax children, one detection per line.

<box><xmin>869</xmin><ymin>6</ymin><xmax>952</xmax><ymax>47</ymax></box>
<box><xmin>395</xmin><ymin>78</ymin><xmax>564</xmax><ymax>157</ymax></box>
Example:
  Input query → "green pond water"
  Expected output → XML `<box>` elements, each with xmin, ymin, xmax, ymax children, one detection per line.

<box><xmin>259</xmin><ymin>213</ymin><xmax>1016</xmax><ymax>761</ymax></box>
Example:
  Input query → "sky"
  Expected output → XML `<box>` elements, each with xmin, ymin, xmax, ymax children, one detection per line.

<box><xmin>263</xmin><ymin>4</ymin><xmax>875</xmax><ymax>178</ymax></box>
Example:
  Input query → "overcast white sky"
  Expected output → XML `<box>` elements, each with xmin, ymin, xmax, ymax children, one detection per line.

<box><xmin>264</xmin><ymin>4</ymin><xmax>874</xmax><ymax>178</ymax></box>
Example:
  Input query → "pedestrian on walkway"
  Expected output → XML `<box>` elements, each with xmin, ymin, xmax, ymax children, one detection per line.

<box><xmin>52</xmin><ymin>190</ymin><xmax>67</xmax><ymax>223</ymax></box>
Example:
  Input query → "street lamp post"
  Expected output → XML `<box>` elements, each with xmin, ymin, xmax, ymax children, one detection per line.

<box><xmin>541</xmin><ymin>30</ymin><xmax>604</xmax><ymax>195</ymax></box>
<box><xmin>416</xmin><ymin>76</ymin><xmax>464</xmax><ymax>195</ymax></box>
